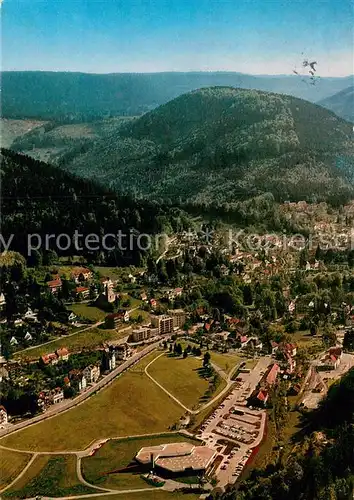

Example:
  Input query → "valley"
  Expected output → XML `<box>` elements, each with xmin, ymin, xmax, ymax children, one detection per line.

<box><xmin>1</xmin><ymin>39</ymin><xmax>354</xmax><ymax>500</ymax></box>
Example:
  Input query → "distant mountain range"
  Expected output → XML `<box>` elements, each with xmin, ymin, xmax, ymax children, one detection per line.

<box><xmin>2</xmin><ymin>71</ymin><xmax>353</xmax><ymax>120</ymax></box>
<box><xmin>55</xmin><ymin>87</ymin><xmax>353</xmax><ymax>205</ymax></box>
<box><xmin>318</xmin><ymin>86</ymin><xmax>354</xmax><ymax>122</ymax></box>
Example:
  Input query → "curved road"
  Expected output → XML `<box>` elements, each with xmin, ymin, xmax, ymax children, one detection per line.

<box><xmin>144</xmin><ymin>352</ymin><xmax>241</xmax><ymax>415</ymax></box>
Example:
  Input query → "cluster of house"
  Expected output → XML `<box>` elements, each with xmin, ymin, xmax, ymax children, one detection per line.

<box><xmin>47</xmin><ymin>267</ymin><xmax>93</xmax><ymax>296</ymax></box>
<box><xmin>68</xmin><ymin>364</ymin><xmax>101</xmax><ymax>393</ymax></box>
<box><xmin>272</xmin><ymin>342</ymin><xmax>297</xmax><ymax>374</ymax></box>
<box><xmin>38</xmin><ymin>341</ymin><xmax>135</xmax><ymax>407</ymax></box>
<box><xmin>197</xmin><ymin>316</ymin><xmax>263</xmax><ymax>352</ymax></box>
<box><xmin>140</xmin><ymin>288</ymin><xmax>184</xmax><ymax>310</ymax></box>
<box><xmin>128</xmin><ymin>310</ymin><xmax>186</xmax><ymax>344</ymax></box>
<box><xmin>316</xmin><ymin>347</ymin><xmax>343</xmax><ymax>371</ymax></box>
<box><xmin>3</xmin><ymin>307</ymin><xmax>40</xmax><ymax>347</ymax></box>
<box><xmin>40</xmin><ymin>347</ymin><xmax>69</xmax><ymax>366</ymax></box>
<box><xmin>251</xmin><ymin>342</ymin><xmax>298</xmax><ymax>407</ymax></box>
<box><xmin>46</xmin><ymin>268</ymin><xmax>120</xmax><ymax>305</ymax></box>
<box><xmin>38</xmin><ymin>387</ymin><xmax>65</xmax><ymax>409</ymax></box>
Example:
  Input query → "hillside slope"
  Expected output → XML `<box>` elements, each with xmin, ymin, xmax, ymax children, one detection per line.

<box><xmin>63</xmin><ymin>87</ymin><xmax>354</xmax><ymax>205</ymax></box>
<box><xmin>2</xmin><ymin>71</ymin><xmax>353</xmax><ymax>120</ymax></box>
<box><xmin>318</xmin><ymin>86</ymin><xmax>354</xmax><ymax>122</ymax></box>
<box><xmin>7</xmin><ymin>116</ymin><xmax>133</xmax><ymax>164</ymax></box>
<box><xmin>0</xmin><ymin>119</ymin><xmax>47</xmax><ymax>148</ymax></box>
<box><xmin>1</xmin><ymin>149</ymin><xmax>192</xmax><ymax>263</ymax></box>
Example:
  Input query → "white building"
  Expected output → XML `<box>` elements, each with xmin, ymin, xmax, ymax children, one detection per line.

<box><xmin>0</xmin><ymin>406</ymin><xmax>8</xmax><ymax>426</ymax></box>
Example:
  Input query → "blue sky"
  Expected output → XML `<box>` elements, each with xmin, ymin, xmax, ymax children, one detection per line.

<box><xmin>2</xmin><ymin>0</ymin><xmax>353</xmax><ymax>76</ymax></box>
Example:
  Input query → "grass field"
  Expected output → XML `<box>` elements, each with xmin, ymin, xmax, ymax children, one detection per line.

<box><xmin>130</xmin><ymin>308</ymin><xmax>150</xmax><ymax>322</ymax></box>
<box><xmin>292</xmin><ymin>331</ymin><xmax>323</xmax><ymax>352</ymax></box>
<box><xmin>3</xmin><ymin>454</ymin><xmax>95</xmax><ymax>498</ymax></box>
<box><xmin>148</xmin><ymin>353</ymin><xmax>224</xmax><ymax>410</ymax></box>
<box><xmin>69</xmin><ymin>303</ymin><xmax>107</xmax><ymax>322</ymax></box>
<box><xmin>209</xmin><ymin>351</ymin><xmax>242</xmax><ymax>375</ymax></box>
<box><xmin>0</xmin><ymin>353</ymin><xmax>184</xmax><ymax>452</ymax></box>
<box><xmin>178</xmin><ymin>340</ymin><xmax>241</xmax><ymax>376</ymax></box>
<box><xmin>244</xmin><ymin>359</ymin><xmax>258</xmax><ymax>370</ymax></box>
<box><xmin>95</xmin><ymin>266</ymin><xmax>128</xmax><ymax>281</ymax></box>
<box><xmin>82</xmin><ymin>433</ymin><xmax>199</xmax><ymax>490</ymax></box>
<box><xmin>0</xmin><ymin>450</ymin><xmax>32</xmax><ymax>490</ymax></box>
<box><xmin>15</xmin><ymin>326</ymin><xmax>130</xmax><ymax>360</ymax></box>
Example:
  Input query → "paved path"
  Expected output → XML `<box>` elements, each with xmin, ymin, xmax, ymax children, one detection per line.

<box><xmin>14</xmin><ymin>305</ymin><xmax>140</xmax><ymax>360</ymax></box>
<box><xmin>155</xmin><ymin>236</ymin><xmax>177</xmax><ymax>264</ymax></box>
<box><xmin>0</xmin><ymin>452</ymin><xmax>39</xmax><ymax>493</ymax></box>
<box><xmin>76</xmin><ymin>456</ymin><xmax>113</xmax><ymax>493</ymax></box>
<box><xmin>144</xmin><ymin>352</ymin><xmax>242</xmax><ymax>415</ymax></box>
<box><xmin>26</xmin><ymin>488</ymin><xmax>161</xmax><ymax>499</ymax></box>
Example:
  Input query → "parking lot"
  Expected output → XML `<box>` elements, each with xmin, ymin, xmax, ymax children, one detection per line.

<box><xmin>197</xmin><ymin>356</ymin><xmax>270</xmax><ymax>488</ymax></box>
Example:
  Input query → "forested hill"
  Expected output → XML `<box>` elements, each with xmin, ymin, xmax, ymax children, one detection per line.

<box><xmin>63</xmin><ymin>87</ymin><xmax>354</xmax><ymax>206</ymax></box>
<box><xmin>1</xmin><ymin>149</ymin><xmax>192</xmax><ymax>265</ymax></box>
<box><xmin>318</xmin><ymin>86</ymin><xmax>354</xmax><ymax>123</ymax></box>
<box><xmin>2</xmin><ymin>71</ymin><xmax>352</xmax><ymax>120</ymax></box>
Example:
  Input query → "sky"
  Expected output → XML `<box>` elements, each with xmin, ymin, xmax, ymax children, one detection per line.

<box><xmin>2</xmin><ymin>0</ymin><xmax>353</xmax><ymax>76</ymax></box>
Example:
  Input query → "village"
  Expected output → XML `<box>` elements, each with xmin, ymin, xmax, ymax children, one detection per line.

<box><xmin>1</xmin><ymin>200</ymin><xmax>354</xmax><ymax>496</ymax></box>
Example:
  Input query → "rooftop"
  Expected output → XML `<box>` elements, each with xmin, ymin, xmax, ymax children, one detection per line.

<box><xmin>266</xmin><ymin>363</ymin><xmax>280</xmax><ymax>386</ymax></box>
<box><xmin>135</xmin><ymin>442</ymin><xmax>215</xmax><ymax>473</ymax></box>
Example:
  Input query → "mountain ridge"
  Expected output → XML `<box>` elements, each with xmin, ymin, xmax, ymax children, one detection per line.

<box><xmin>2</xmin><ymin>71</ymin><xmax>353</xmax><ymax>121</ymax></box>
<box><xmin>318</xmin><ymin>86</ymin><xmax>354</xmax><ymax>122</ymax></box>
<box><xmin>59</xmin><ymin>86</ymin><xmax>354</xmax><ymax>205</ymax></box>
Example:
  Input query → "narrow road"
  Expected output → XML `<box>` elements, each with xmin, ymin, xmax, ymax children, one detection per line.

<box><xmin>76</xmin><ymin>456</ymin><xmax>113</xmax><ymax>493</ymax></box>
<box><xmin>0</xmin><ymin>452</ymin><xmax>38</xmax><ymax>493</ymax></box>
<box><xmin>27</xmin><ymin>488</ymin><xmax>160</xmax><ymax>499</ymax></box>
<box><xmin>144</xmin><ymin>353</ymin><xmax>192</xmax><ymax>412</ymax></box>
<box><xmin>0</xmin><ymin>341</ymin><xmax>160</xmax><ymax>440</ymax></box>
<box><xmin>155</xmin><ymin>236</ymin><xmax>177</xmax><ymax>264</ymax></box>
<box><xmin>14</xmin><ymin>321</ymin><xmax>104</xmax><ymax>357</ymax></box>
<box><xmin>14</xmin><ymin>306</ymin><xmax>140</xmax><ymax>359</ymax></box>
<box><xmin>144</xmin><ymin>352</ymin><xmax>241</xmax><ymax>415</ymax></box>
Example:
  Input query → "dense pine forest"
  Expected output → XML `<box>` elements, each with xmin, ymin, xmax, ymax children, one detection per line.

<box><xmin>57</xmin><ymin>87</ymin><xmax>354</xmax><ymax>206</ymax></box>
<box><xmin>1</xmin><ymin>149</ymin><xmax>192</xmax><ymax>265</ymax></box>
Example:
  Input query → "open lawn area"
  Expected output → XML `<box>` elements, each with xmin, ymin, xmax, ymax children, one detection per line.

<box><xmin>209</xmin><ymin>351</ymin><xmax>242</xmax><ymax>375</ymax></box>
<box><xmin>243</xmin><ymin>358</ymin><xmax>259</xmax><ymax>370</ymax></box>
<box><xmin>0</xmin><ymin>449</ymin><xmax>32</xmax><ymax>490</ymax></box>
<box><xmin>0</xmin><ymin>353</ymin><xmax>184</xmax><ymax>452</ymax></box>
<box><xmin>121</xmin><ymin>293</ymin><xmax>143</xmax><ymax>309</ymax></box>
<box><xmin>91</xmin><ymin>492</ymin><xmax>201</xmax><ymax>500</ymax></box>
<box><xmin>178</xmin><ymin>340</ymin><xmax>241</xmax><ymax>376</ymax></box>
<box><xmin>15</xmin><ymin>327</ymin><xmax>130</xmax><ymax>360</ymax></box>
<box><xmin>95</xmin><ymin>266</ymin><xmax>126</xmax><ymax>281</ymax></box>
<box><xmin>129</xmin><ymin>308</ymin><xmax>150</xmax><ymax>322</ymax></box>
<box><xmin>291</xmin><ymin>330</ymin><xmax>323</xmax><ymax>353</ymax></box>
<box><xmin>148</xmin><ymin>353</ymin><xmax>226</xmax><ymax>410</ymax></box>
<box><xmin>82</xmin><ymin>433</ymin><xmax>199</xmax><ymax>491</ymax></box>
<box><xmin>69</xmin><ymin>303</ymin><xmax>106</xmax><ymax>322</ymax></box>
<box><xmin>3</xmin><ymin>454</ymin><xmax>95</xmax><ymax>499</ymax></box>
